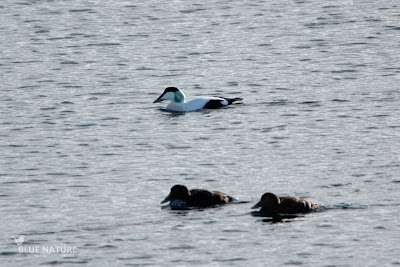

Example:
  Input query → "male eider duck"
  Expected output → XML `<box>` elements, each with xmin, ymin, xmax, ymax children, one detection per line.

<box><xmin>252</xmin><ymin>192</ymin><xmax>319</xmax><ymax>220</ymax></box>
<box><xmin>153</xmin><ymin>87</ymin><xmax>243</xmax><ymax>112</ymax></box>
<box><xmin>161</xmin><ymin>184</ymin><xmax>236</xmax><ymax>209</ymax></box>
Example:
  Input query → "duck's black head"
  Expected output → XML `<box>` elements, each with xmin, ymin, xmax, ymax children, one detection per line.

<box><xmin>160</xmin><ymin>184</ymin><xmax>191</xmax><ymax>204</ymax></box>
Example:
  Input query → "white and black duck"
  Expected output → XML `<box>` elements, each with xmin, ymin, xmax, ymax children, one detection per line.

<box><xmin>153</xmin><ymin>87</ymin><xmax>243</xmax><ymax>112</ymax></box>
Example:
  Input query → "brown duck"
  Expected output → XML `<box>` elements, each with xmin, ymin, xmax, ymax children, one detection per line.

<box><xmin>161</xmin><ymin>184</ymin><xmax>236</xmax><ymax>209</ymax></box>
<box><xmin>252</xmin><ymin>192</ymin><xmax>319</xmax><ymax>220</ymax></box>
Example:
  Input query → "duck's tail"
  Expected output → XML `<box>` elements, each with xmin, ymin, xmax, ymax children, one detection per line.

<box><xmin>222</xmin><ymin>97</ymin><xmax>244</xmax><ymax>105</ymax></box>
<box><xmin>228</xmin><ymin>195</ymin><xmax>239</xmax><ymax>202</ymax></box>
<box><xmin>310</xmin><ymin>203</ymin><xmax>320</xmax><ymax>211</ymax></box>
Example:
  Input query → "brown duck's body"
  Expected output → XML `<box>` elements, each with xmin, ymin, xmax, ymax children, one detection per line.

<box><xmin>161</xmin><ymin>185</ymin><xmax>236</xmax><ymax>209</ymax></box>
<box><xmin>252</xmin><ymin>193</ymin><xmax>319</xmax><ymax>216</ymax></box>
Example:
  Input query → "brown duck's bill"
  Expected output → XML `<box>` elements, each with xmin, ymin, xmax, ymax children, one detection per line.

<box><xmin>251</xmin><ymin>201</ymin><xmax>261</xmax><ymax>209</ymax></box>
<box><xmin>160</xmin><ymin>195</ymin><xmax>170</xmax><ymax>204</ymax></box>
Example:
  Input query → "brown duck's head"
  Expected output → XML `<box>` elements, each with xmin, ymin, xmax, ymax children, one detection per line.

<box><xmin>251</xmin><ymin>192</ymin><xmax>281</xmax><ymax>210</ymax></box>
<box><xmin>161</xmin><ymin>184</ymin><xmax>191</xmax><ymax>204</ymax></box>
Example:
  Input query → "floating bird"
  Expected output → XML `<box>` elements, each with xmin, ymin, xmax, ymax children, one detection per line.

<box><xmin>12</xmin><ymin>235</ymin><xmax>25</xmax><ymax>246</ymax></box>
<box><xmin>161</xmin><ymin>184</ymin><xmax>236</xmax><ymax>209</ymax></box>
<box><xmin>153</xmin><ymin>87</ymin><xmax>243</xmax><ymax>112</ymax></box>
<box><xmin>252</xmin><ymin>192</ymin><xmax>319</xmax><ymax>221</ymax></box>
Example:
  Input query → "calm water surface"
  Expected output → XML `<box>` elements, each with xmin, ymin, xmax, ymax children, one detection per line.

<box><xmin>1</xmin><ymin>0</ymin><xmax>399</xmax><ymax>266</ymax></box>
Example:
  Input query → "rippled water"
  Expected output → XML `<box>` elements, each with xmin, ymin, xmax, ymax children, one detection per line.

<box><xmin>1</xmin><ymin>0</ymin><xmax>400</xmax><ymax>266</ymax></box>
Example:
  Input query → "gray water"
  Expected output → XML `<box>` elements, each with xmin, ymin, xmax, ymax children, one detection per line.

<box><xmin>1</xmin><ymin>0</ymin><xmax>400</xmax><ymax>266</ymax></box>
